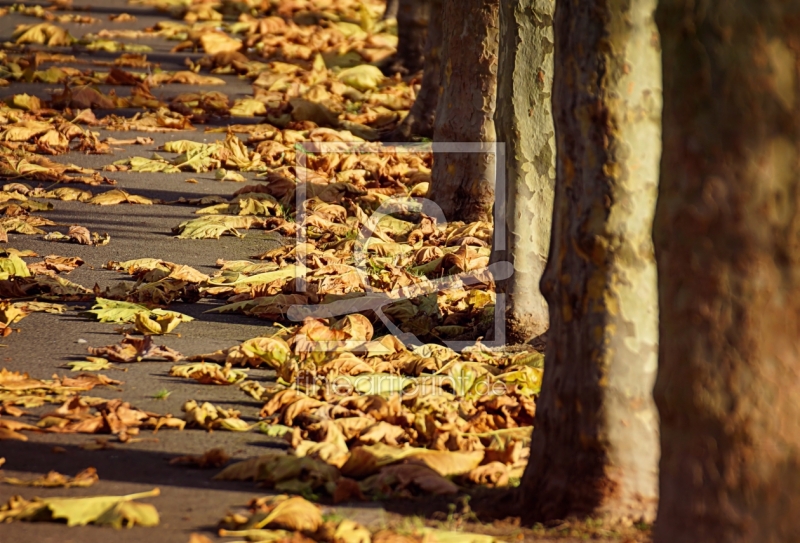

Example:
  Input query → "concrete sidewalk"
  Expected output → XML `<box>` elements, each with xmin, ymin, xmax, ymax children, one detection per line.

<box><xmin>0</xmin><ymin>2</ymin><xmax>367</xmax><ymax>541</ymax></box>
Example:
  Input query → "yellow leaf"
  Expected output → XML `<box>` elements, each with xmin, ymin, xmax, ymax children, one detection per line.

<box><xmin>253</xmin><ymin>496</ymin><xmax>322</xmax><ymax>532</ymax></box>
<box><xmin>13</xmin><ymin>23</ymin><xmax>74</xmax><ymax>46</ymax></box>
<box><xmin>199</xmin><ymin>32</ymin><xmax>242</xmax><ymax>55</ymax></box>
<box><xmin>334</xmin><ymin>519</ymin><xmax>372</xmax><ymax>543</ymax></box>
<box><xmin>0</xmin><ymin>488</ymin><xmax>160</xmax><ymax>527</ymax></box>
<box><xmin>337</xmin><ymin>65</ymin><xmax>385</xmax><ymax>91</ymax></box>
<box><xmin>8</xmin><ymin>94</ymin><xmax>43</xmax><ymax>112</ymax></box>
<box><xmin>135</xmin><ymin>312</ymin><xmax>182</xmax><ymax>335</ymax></box>
<box><xmin>230</xmin><ymin>98</ymin><xmax>267</xmax><ymax>117</ymax></box>
<box><xmin>88</xmin><ymin>189</ymin><xmax>155</xmax><ymax>206</ymax></box>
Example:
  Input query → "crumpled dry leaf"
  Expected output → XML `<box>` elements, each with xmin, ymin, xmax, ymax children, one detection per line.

<box><xmin>2</xmin><ymin>467</ymin><xmax>98</xmax><ymax>488</ymax></box>
<box><xmin>337</xmin><ymin>65</ymin><xmax>385</xmax><ymax>91</ymax></box>
<box><xmin>169</xmin><ymin>362</ymin><xmax>247</xmax><ymax>385</ymax></box>
<box><xmin>88</xmin><ymin>189</ymin><xmax>156</xmax><ymax>206</ymax></box>
<box><xmin>88</xmin><ymin>335</ymin><xmax>183</xmax><ymax>363</ymax></box>
<box><xmin>169</xmin><ymin>448</ymin><xmax>230</xmax><ymax>469</ymax></box>
<box><xmin>145</xmin><ymin>71</ymin><xmax>225</xmax><ymax>86</ymax></box>
<box><xmin>134</xmin><ymin>311</ymin><xmax>183</xmax><ymax>335</ymax></box>
<box><xmin>199</xmin><ymin>32</ymin><xmax>242</xmax><ymax>55</ymax></box>
<box><xmin>182</xmin><ymin>400</ymin><xmax>250</xmax><ymax>432</ymax></box>
<box><xmin>172</xmin><ymin>216</ymin><xmax>263</xmax><ymax>239</ymax></box>
<box><xmin>43</xmin><ymin>226</ymin><xmax>110</xmax><ymax>246</ymax></box>
<box><xmin>13</xmin><ymin>23</ymin><xmax>75</xmax><ymax>46</ymax></box>
<box><xmin>225</xmin><ymin>495</ymin><xmax>322</xmax><ymax>532</ymax></box>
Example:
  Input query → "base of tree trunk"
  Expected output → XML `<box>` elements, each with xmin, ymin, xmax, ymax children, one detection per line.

<box><xmin>505</xmin><ymin>313</ymin><xmax>548</xmax><ymax>345</ymax></box>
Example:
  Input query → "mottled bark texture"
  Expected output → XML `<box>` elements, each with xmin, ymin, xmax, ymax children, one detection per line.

<box><xmin>519</xmin><ymin>0</ymin><xmax>661</xmax><ymax>523</ymax></box>
<box><xmin>392</xmin><ymin>0</ymin><xmax>430</xmax><ymax>75</ymax></box>
<box><xmin>387</xmin><ymin>0</ymin><xmax>442</xmax><ymax>140</ymax></box>
<box><xmin>654</xmin><ymin>2</ymin><xmax>800</xmax><ymax>542</ymax></box>
<box><xmin>383</xmin><ymin>0</ymin><xmax>400</xmax><ymax>20</ymax></box>
<box><xmin>428</xmin><ymin>0</ymin><xmax>499</xmax><ymax>224</ymax></box>
<box><xmin>493</xmin><ymin>0</ymin><xmax>555</xmax><ymax>343</ymax></box>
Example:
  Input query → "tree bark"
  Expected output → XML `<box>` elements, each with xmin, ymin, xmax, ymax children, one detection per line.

<box><xmin>391</xmin><ymin>0</ymin><xmax>430</xmax><ymax>75</ymax></box>
<box><xmin>519</xmin><ymin>0</ymin><xmax>661</xmax><ymax>523</ymax></box>
<box><xmin>383</xmin><ymin>0</ymin><xmax>400</xmax><ymax>20</ymax></box>
<box><xmin>386</xmin><ymin>0</ymin><xmax>442</xmax><ymax>140</ymax></box>
<box><xmin>427</xmin><ymin>0</ymin><xmax>499</xmax><ymax>224</ymax></box>
<box><xmin>654</xmin><ymin>2</ymin><xmax>800</xmax><ymax>542</ymax></box>
<box><xmin>493</xmin><ymin>0</ymin><xmax>555</xmax><ymax>344</ymax></box>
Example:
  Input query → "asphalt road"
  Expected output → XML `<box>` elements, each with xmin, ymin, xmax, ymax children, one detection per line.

<box><xmin>0</xmin><ymin>2</ymin><xmax>396</xmax><ymax>541</ymax></box>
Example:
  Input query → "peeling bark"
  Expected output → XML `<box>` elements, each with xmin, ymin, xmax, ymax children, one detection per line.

<box><xmin>387</xmin><ymin>0</ymin><xmax>442</xmax><ymax>140</ymax></box>
<box><xmin>655</xmin><ymin>2</ymin><xmax>800</xmax><ymax>542</ymax></box>
<box><xmin>493</xmin><ymin>0</ymin><xmax>555</xmax><ymax>343</ymax></box>
<box><xmin>392</xmin><ymin>0</ymin><xmax>430</xmax><ymax>75</ymax></box>
<box><xmin>427</xmin><ymin>0</ymin><xmax>499</xmax><ymax>224</ymax></box>
<box><xmin>519</xmin><ymin>0</ymin><xmax>661</xmax><ymax>523</ymax></box>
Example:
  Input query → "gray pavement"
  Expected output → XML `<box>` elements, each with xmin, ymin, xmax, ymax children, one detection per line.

<box><xmin>0</xmin><ymin>3</ymin><xmax>396</xmax><ymax>541</ymax></box>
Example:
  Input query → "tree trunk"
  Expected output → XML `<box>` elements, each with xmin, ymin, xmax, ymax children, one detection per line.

<box><xmin>427</xmin><ymin>0</ymin><xmax>499</xmax><ymax>224</ymax></box>
<box><xmin>391</xmin><ymin>0</ymin><xmax>430</xmax><ymax>75</ymax></box>
<box><xmin>386</xmin><ymin>0</ymin><xmax>442</xmax><ymax>140</ymax></box>
<box><xmin>383</xmin><ymin>0</ymin><xmax>400</xmax><ymax>20</ymax></box>
<box><xmin>492</xmin><ymin>0</ymin><xmax>555</xmax><ymax>344</ymax></box>
<box><xmin>654</xmin><ymin>2</ymin><xmax>800</xmax><ymax>541</ymax></box>
<box><xmin>519</xmin><ymin>0</ymin><xmax>661</xmax><ymax>523</ymax></box>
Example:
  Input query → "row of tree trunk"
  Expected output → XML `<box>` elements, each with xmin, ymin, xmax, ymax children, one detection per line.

<box><xmin>386</xmin><ymin>0</ymin><xmax>800</xmax><ymax>540</ymax></box>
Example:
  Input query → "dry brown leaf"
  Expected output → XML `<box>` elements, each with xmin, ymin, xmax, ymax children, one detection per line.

<box><xmin>2</xmin><ymin>467</ymin><xmax>98</xmax><ymax>488</ymax></box>
<box><xmin>169</xmin><ymin>448</ymin><xmax>230</xmax><ymax>469</ymax></box>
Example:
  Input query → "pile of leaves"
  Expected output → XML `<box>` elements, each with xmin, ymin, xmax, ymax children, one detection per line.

<box><xmin>216</xmin><ymin>494</ymin><xmax>497</xmax><ymax>543</ymax></box>
<box><xmin>190</xmin><ymin>316</ymin><xmax>540</xmax><ymax>499</ymax></box>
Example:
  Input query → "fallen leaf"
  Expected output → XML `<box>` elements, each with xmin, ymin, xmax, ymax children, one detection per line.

<box><xmin>251</xmin><ymin>495</ymin><xmax>322</xmax><ymax>532</ymax></box>
<box><xmin>65</xmin><ymin>358</ymin><xmax>113</xmax><ymax>372</ymax></box>
<box><xmin>169</xmin><ymin>448</ymin><xmax>230</xmax><ymax>469</ymax></box>
<box><xmin>2</xmin><ymin>467</ymin><xmax>98</xmax><ymax>488</ymax></box>
<box><xmin>0</xmin><ymin>488</ymin><xmax>160</xmax><ymax>527</ymax></box>
<box><xmin>337</xmin><ymin>65</ymin><xmax>385</xmax><ymax>91</ymax></box>
<box><xmin>81</xmin><ymin>298</ymin><xmax>193</xmax><ymax>324</ymax></box>
<box><xmin>88</xmin><ymin>189</ymin><xmax>156</xmax><ymax>206</ymax></box>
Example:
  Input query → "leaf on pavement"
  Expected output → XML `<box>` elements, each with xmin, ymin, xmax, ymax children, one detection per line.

<box><xmin>88</xmin><ymin>189</ymin><xmax>156</xmax><ymax>205</ymax></box>
<box><xmin>80</xmin><ymin>297</ymin><xmax>193</xmax><ymax>324</ymax></box>
<box><xmin>88</xmin><ymin>335</ymin><xmax>183</xmax><ymax>363</ymax></box>
<box><xmin>172</xmin><ymin>216</ymin><xmax>262</xmax><ymax>239</ymax></box>
<box><xmin>145</xmin><ymin>71</ymin><xmax>225</xmax><ymax>86</ymax></box>
<box><xmin>182</xmin><ymin>400</ymin><xmax>250</xmax><ymax>432</ymax></box>
<box><xmin>43</xmin><ymin>226</ymin><xmax>110</xmax><ymax>246</ymax></box>
<box><xmin>215</xmin><ymin>168</ymin><xmax>246</xmax><ymax>182</ymax></box>
<box><xmin>169</xmin><ymin>448</ymin><xmax>230</xmax><ymax>469</ymax></box>
<box><xmin>169</xmin><ymin>362</ymin><xmax>247</xmax><ymax>385</ymax></box>
<box><xmin>134</xmin><ymin>312</ymin><xmax>183</xmax><ymax>335</ymax></box>
<box><xmin>199</xmin><ymin>32</ymin><xmax>242</xmax><ymax>55</ymax></box>
<box><xmin>2</xmin><ymin>467</ymin><xmax>98</xmax><ymax>488</ymax></box>
<box><xmin>230</xmin><ymin>98</ymin><xmax>267</xmax><ymax>117</ymax></box>
<box><xmin>13</xmin><ymin>23</ymin><xmax>75</xmax><ymax>46</ymax></box>
<box><xmin>255</xmin><ymin>495</ymin><xmax>322</xmax><ymax>532</ymax></box>
<box><xmin>39</xmin><ymin>187</ymin><xmax>94</xmax><ymax>202</ymax></box>
<box><xmin>0</xmin><ymin>488</ymin><xmax>160</xmax><ymax>527</ymax></box>
<box><xmin>65</xmin><ymin>358</ymin><xmax>114</xmax><ymax>372</ymax></box>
